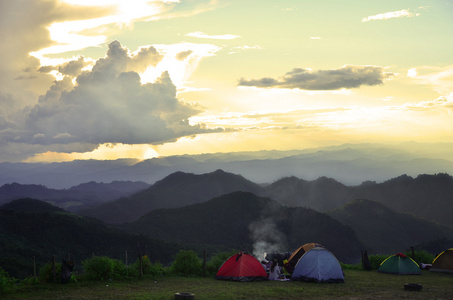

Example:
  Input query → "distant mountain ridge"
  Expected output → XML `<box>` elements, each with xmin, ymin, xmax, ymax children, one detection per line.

<box><xmin>0</xmin><ymin>181</ymin><xmax>150</xmax><ymax>212</ymax></box>
<box><xmin>80</xmin><ymin>169</ymin><xmax>263</xmax><ymax>223</ymax></box>
<box><xmin>3</xmin><ymin>142</ymin><xmax>453</xmax><ymax>189</ymax></box>
<box><xmin>76</xmin><ymin>169</ymin><xmax>453</xmax><ymax>230</ymax></box>
<box><xmin>265</xmin><ymin>173</ymin><xmax>453</xmax><ymax>228</ymax></box>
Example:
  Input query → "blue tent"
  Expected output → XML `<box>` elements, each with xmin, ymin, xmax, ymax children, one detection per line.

<box><xmin>291</xmin><ymin>247</ymin><xmax>344</xmax><ymax>283</ymax></box>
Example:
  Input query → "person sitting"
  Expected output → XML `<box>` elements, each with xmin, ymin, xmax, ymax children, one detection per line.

<box><xmin>268</xmin><ymin>259</ymin><xmax>281</xmax><ymax>280</ymax></box>
<box><xmin>261</xmin><ymin>259</ymin><xmax>269</xmax><ymax>271</ymax></box>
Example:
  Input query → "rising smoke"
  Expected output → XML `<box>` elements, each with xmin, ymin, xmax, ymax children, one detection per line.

<box><xmin>248</xmin><ymin>215</ymin><xmax>288</xmax><ymax>261</ymax></box>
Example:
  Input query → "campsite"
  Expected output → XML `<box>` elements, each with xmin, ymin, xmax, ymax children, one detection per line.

<box><xmin>1</xmin><ymin>171</ymin><xmax>453</xmax><ymax>298</ymax></box>
<box><xmin>2</xmin><ymin>268</ymin><xmax>453</xmax><ymax>299</ymax></box>
<box><xmin>2</xmin><ymin>245</ymin><xmax>453</xmax><ymax>299</ymax></box>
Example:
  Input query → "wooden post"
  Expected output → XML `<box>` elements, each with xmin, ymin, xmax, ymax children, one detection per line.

<box><xmin>139</xmin><ymin>255</ymin><xmax>143</xmax><ymax>278</ymax></box>
<box><xmin>33</xmin><ymin>256</ymin><xmax>37</xmax><ymax>278</ymax></box>
<box><xmin>52</xmin><ymin>255</ymin><xmax>56</xmax><ymax>283</ymax></box>
<box><xmin>411</xmin><ymin>246</ymin><xmax>415</xmax><ymax>260</ymax></box>
<box><xmin>125</xmin><ymin>250</ymin><xmax>128</xmax><ymax>271</ymax></box>
<box><xmin>203</xmin><ymin>250</ymin><xmax>207</xmax><ymax>277</ymax></box>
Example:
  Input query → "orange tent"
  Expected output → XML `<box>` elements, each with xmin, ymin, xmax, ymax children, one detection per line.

<box><xmin>285</xmin><ymin>243</ymin><xmax>324</xmax><ymax>274</ymax></box>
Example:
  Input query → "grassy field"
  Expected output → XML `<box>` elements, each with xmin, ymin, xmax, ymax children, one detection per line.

<box><xmin>3</xmin><ymin>270</ymin><xmax>453</xmax><ymax>300</ymax></box>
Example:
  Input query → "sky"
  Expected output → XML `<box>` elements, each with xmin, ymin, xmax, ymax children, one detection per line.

<box><xmin>1</xmin><ymin>0</ymin><xmax>453</xmax><ymax>163</ymax></box>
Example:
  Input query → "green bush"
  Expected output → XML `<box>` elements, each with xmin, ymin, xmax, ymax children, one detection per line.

<box><xmin>340</xmin><ymin>262</ymin><xmax>362</xmax><ymax>270</ymax></box>
<box><xmin>38</xmin><ymin>261</ymin><xmax>62</xmax><ymax>283</ymax></box>
<box><xmin>21</xmin><ymin>276</ymin><xmax>39</xmax><ymax>285</ymax></box>
<box><xmin>129</xmin><ymin>255</ymin><xmax>165</xmax><ymax>278</ymax></box>
<box><xmin>170</xmin><ymin>250</ymin><xmax>202</xmax><ymax>276</ymax></box>
<box><xmin>0</xmin><ymin>267</ymin><xmax>16</xmax><ymax>292</ymax></box>
<box><xmin>368</xmin><ymin>254</ymin><xmax>388</xmax><ymax>270</ymax></box>
<box><xmin>404</xmin><ymin>249</ymin><xmax>435</xmax><ymax>265</ymax></box>
<box><xmin>206</xmin><ymin>250</ymin><xmax>238</xmax><ymax>275</ymax></box>
<box><xmin>82</xmin><ymin>256</ymin><xmax>126</xmax><ymax>281</ymax></box>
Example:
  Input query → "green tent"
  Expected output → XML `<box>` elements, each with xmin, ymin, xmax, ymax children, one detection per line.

<box><xmin>378</xmin><ymin>253</ymin><xmax>421</xmax><ymax>275</ymax></box>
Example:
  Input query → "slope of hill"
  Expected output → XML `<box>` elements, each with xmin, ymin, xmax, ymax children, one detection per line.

<box><xmin>80</xmin><ymin>169</ymin><xmax>264</xmax><ymax>223</ymax></box>
<box><xmin>0</xmin><ymin>181</ymin><xmax>149</xmax><ymax>212</ymax></box>
<box><xmin>0</xmin><ymin>199</ymin><xmax>182</xmax><ymax>278</ymax></box>
<box><xmin>264</xmin><ymin>176</ymin><xmax>351</xmax><ymax>211</ymax></box>
<box><xmin>352</xmin><ymin>173</ymin><xmax>453</xmax><ymax>228</ymax></box>
<box><xmin>120</xmin><ymin>191</ymin><xmax>364</xmax><ymax>264</ymax></box>
<box><xmin>0</xmin><ymin>198</ymin><xmax>65</xmax><ymax>213</ymax></box>
<box><xmin>264</xmin><ymin>173</ymin><xmax>453</xmax><ymax>229</ymax></box>
<box><xmin>328</xmin><ymin>199</ymin><xmax>453</xmax><ymax>254</ymax></box>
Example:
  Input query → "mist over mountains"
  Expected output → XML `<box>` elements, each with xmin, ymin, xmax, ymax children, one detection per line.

<box><xmin>2</xmin><ymin>142</ymin><xmax>453</xmax><ymax>189</ymax></box>
<box><xmin>1</xmin><ymin>142</ymin><xmax>453</xmax><ymax>278</ymax></box>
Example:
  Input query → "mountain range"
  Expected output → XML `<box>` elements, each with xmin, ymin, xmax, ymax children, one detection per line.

<box><xmin>2</xmin><ymin>144</ymin><xmax>453</xmax><ymax>278</ymax></box>
<box><xmin>3</xmin><ymin>142</ymin><xmax>453</xmax><ymax>189</ymax></box>
<box><xmin>328</xmin><ymin>199</ymin><xmax>453</xmax><ymax>254</ymax></box>
<box><xmin>118</xmin><ymin>191</ymin><xmax>365</xmax><ymax>264</ymax></box>
<box><xmin>0</xmin><ymin>181</ymin><xmax>149</xmax><ymax>212</ymax></box>
<box><xmin>72</xmin><ymin>170</ymin><xmax>453</xmax><ymax>231</ymax></box>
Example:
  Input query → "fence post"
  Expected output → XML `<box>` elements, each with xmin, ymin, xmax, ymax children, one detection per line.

<box><xmin>52</xmin><ymin>255</ymin><xmax>56</xmax><ymax>283</ymax></box>
<box><xmin>203</xmin><ymin>250</ymin><xmax>207</xmax><ymax>277</ymax></box>
<box><xmin>139</xmin><ymin>254</ymin><xmax>143</xmax><ymax>278</ymax></box>
<box><xmin>125</xmin><ymin>250</ymin><xmax>128</xmax><ymax>271</ymax></box>
<box><xmin>33</xmin><ymin>256</ymin><xmax>37</xmax><ymax>278</ymax></box>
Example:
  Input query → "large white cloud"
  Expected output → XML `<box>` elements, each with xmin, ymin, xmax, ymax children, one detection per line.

<box><xmin>0</xmin><ymin>41</ymin><xmax>221</xmax><ymax>161</ymax></box>
<box><xmin>238</xmin><ymin>65</ymin><xmax>395</xmax><ymax>90</ymax></box>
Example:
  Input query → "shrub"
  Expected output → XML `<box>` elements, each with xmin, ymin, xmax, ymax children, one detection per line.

<box><xmin>129</xmin><ymin>255</ymin><xmax>165</xmax><ymax>278</ymax></box>
<box><xmin>206</xmin><ymin>250</ymin><xmax>238</xmax><ymax>275</ymax></box>
<box><xmin>38</xmin><ymin>261</ymin><xmax>62</xmax><ymax>283</ymax></box>
<box><xmin>170</xmin><ymin>250</ymin><xmax>202</xmax><ymax>276</ymax></box>
<box><xmin>368</xmin><ymin>254</ymin><xmax>388</xmax><ymax>270</ymax></box>
<box><xmin>0</xmin><ymin>267</ymin><xmax>16</xmax><ymax>292</ymax></box>
<box><xmin>340</xmin><ymin>262</ymin><xmax>362</xmax><ymax>270</ymax></box>
<box><xmin>404</xmin><ymin>249</ymin><xmax>435</xmax><ymax>265</ymax></box>
<box><xmin>82</xmin><ymin>256</ymin><xmax>126</xmax><ymax>281</ymax></box>
<box><xmin>21</xmin><ymin>276</ymin><xmax>39</xmax><ymax>285</ymax></box>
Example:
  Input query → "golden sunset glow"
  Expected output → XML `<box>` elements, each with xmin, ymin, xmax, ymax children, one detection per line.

<box><xmin>1</xmin><ymin>0</ymin><xmax>453</xmax><ymax>163</ymax></box>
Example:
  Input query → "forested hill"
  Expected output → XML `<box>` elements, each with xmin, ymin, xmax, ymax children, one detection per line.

<box><xmin>119</xmin><ymin>191</ymin><xmax>364</xmax><ymax>264</ymax></box>
<box><xmin>328</xmin><ymin>199</ymin><xmax>453</xmax><ymax>254</ymax></box>
<box><xmin>0</xmin><ymin>181</ymin><xmax>150</xmax><ymax>212</ymax></box>
<box><xmin>265</xmin><ymin>173</ymin><xmax>453</xmax><ymax>228</ymax></box>
<box><xmin>77</xmin><ymin>171</ymin><xmax>453</xmax><ymax>228</ymax></box>
<box><xmin>80</xmin><ymin>169</ymin><xmax>263</xmax><ymax>223</ymax></box>
<box><xmin>0</xmin><ymin>198</ymin><xmax>183</xmax><ymax>278</ymax></box>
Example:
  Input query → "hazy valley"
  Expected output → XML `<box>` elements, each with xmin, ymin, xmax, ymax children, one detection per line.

<box><xmin>1</xmin><ymin>143</ymin><xmax>453</xmax><ymax>278</ymax></box>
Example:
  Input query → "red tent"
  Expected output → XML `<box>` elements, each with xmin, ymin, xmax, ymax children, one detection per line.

<box><xmin>215</xmin><ymin>252</ymin><xmax>268</xmax><ymax>281</ymax></box>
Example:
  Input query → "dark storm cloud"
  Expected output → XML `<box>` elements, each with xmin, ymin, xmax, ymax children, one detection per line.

<box><xmin>238</xmin><ymin>65</ymin><xmax>395</xmax><ymax>90</ymax></box>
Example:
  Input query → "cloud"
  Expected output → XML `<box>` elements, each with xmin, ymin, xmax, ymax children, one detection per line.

<box><xmin>362</xmin><ymin>9</ymin><xmax>420</xmax><ymax>22</ymax></box>
<box><xmin>176</xmin><ymin>50</ymin><xmax>193</xmax><ymax>61</ymax></box>
<box><xmin>398</xmin><ymin>93</ymin><xmax>453</xmax><ymax>111</ymax></box>
<box><xmin>127</xmin><ymin>45</ymin><xmax>164</xmax><ymax>73</ymax></box>
<box><xmin>0</xmin><ymin>41</ymin><xmax>221</xmax><ymax>159</ymax></box>
<box><xmin>229</xmin><ymin>45</ymin><xmax>262</xmax><ymax>54</ymax></box>
<box><xmin>185</xmin><ymin>31</ymin><xmax>240</xmax><ymax>40</ymax></box>
<box><xmin>238</xmin><ymin>65</ymin><xmax>395</xmax><ymax>90</ymax></box>
<box><xmin>406</xmin><ymin>65</ymin><xmax>453</xmax><ymax>94</ymax></box>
